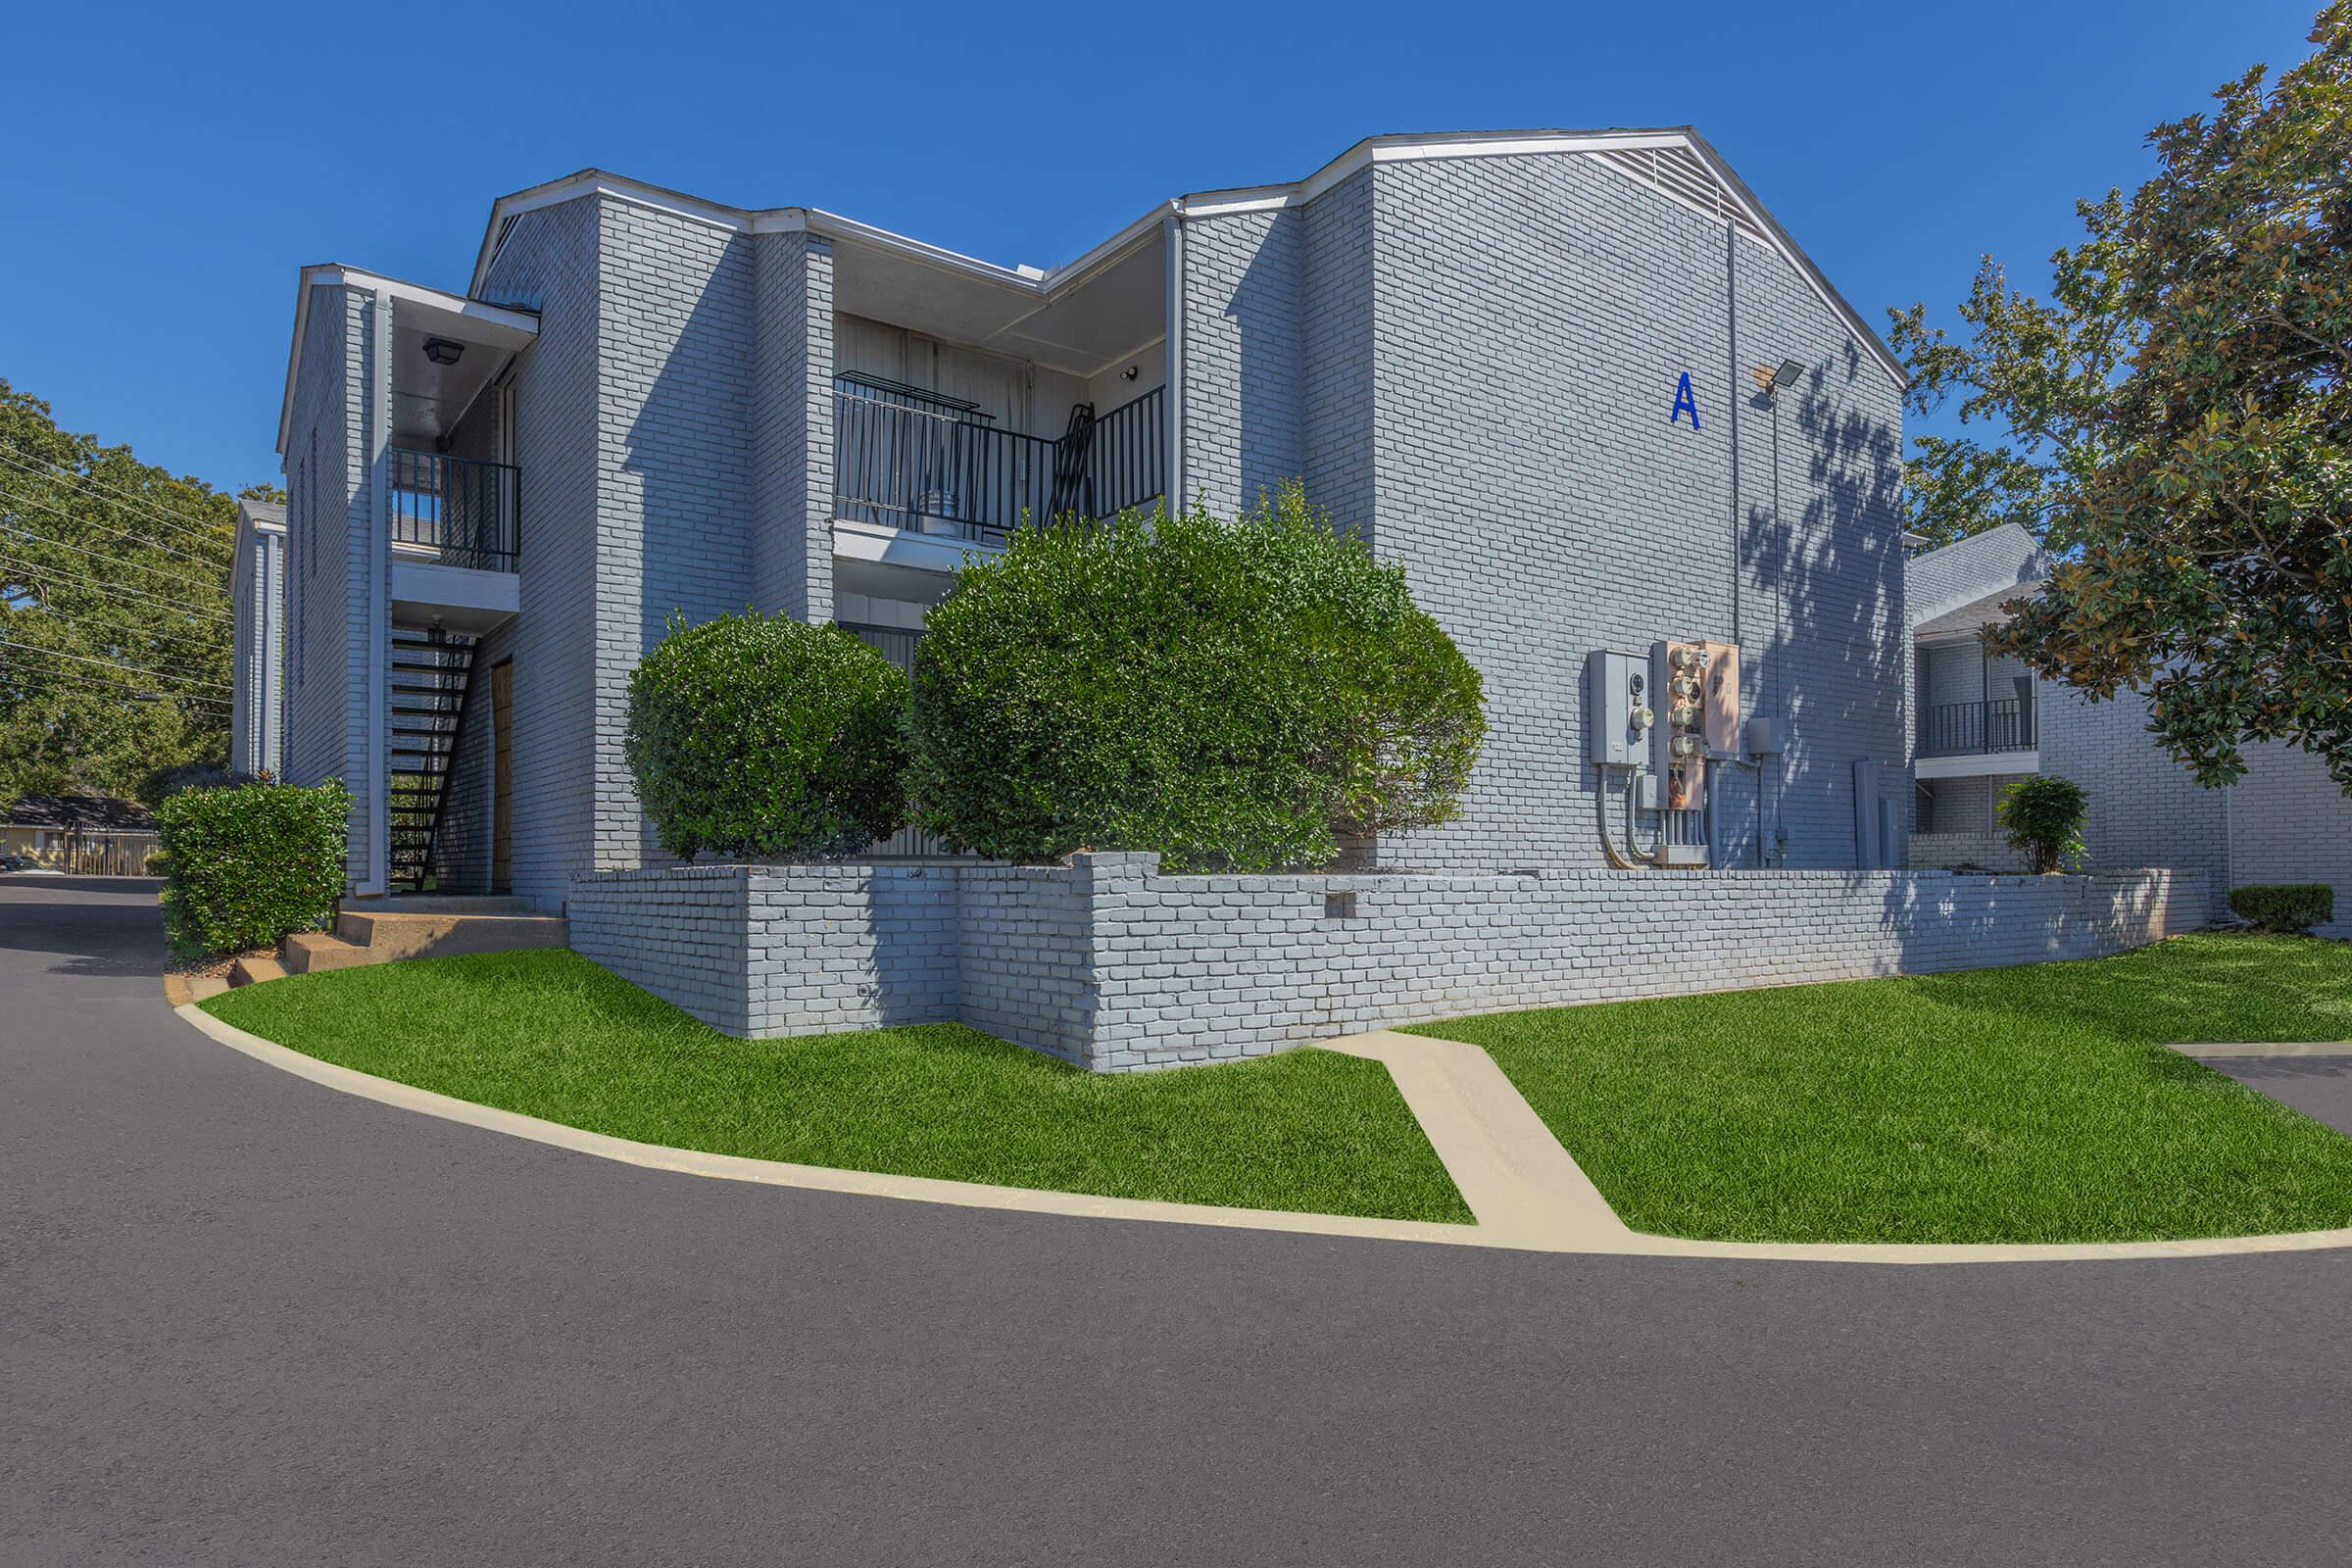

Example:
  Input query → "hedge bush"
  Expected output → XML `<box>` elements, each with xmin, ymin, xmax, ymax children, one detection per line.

<box><xmin>906</xmin><ymin>485</ymin><xmax>1486</xmax><ymax>871</ymax></box>
<box><xmin>155</xmin><ymin>778</ymin><xmax>351</xmax><ymax>958</ymax></box>
<box><xmin>625</xmin><ymin>611</ymin><xmax>909</xmax><ymax>860</ymax></box>
<box><xmin>1998</xmin><ymin>774</ymin><xmax>2090</xmax><ymax>874</ymax></box>
<box><xmin>2229</xmin><ymin>883</ymin><xmax>2336</xmax><ymax>935</ymax></box>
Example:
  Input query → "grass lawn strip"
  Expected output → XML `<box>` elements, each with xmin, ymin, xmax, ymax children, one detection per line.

<box><xmin>202</xmin><ymin>949</ymin><xmax>1472</xmax><ymax>1224</ymax></box>
<box><xmin>1410</xmin><ymin>933</ymin><xmax>2352</xmax><ymax>1246</ymax></box>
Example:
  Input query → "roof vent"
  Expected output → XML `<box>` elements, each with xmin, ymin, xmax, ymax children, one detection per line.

<box><xmin>1591</xmin><ymin>146</ymin><xmax>1765</xmax><ymax>242</ymax></box>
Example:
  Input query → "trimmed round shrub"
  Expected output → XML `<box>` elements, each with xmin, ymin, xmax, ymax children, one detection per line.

<box><xmin>2229</xmin><ymin>883</ymin><xmax>2335</xmax><ymax>935</ymax></box>
<box><xmin>906</xmin><ymin>485</ymin><xmax>1485</xmax><ymax>871</ymax></box>
<box><xmin>625</xmin><ymin>612</ymin><xmax>909</xmax><ymax>861</ymax></box>
<box><xmin>1998</xmin><ymin>774</ymin><xmax>2090</xmax><ymax>874</ymax></box>
<box><xmin>156</xmin><ymin>778</ymin><xmax>351</xmax><ymax>957</ymax></box>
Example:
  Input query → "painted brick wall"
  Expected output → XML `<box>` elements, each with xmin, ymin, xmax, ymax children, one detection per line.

<box><xmin>953</xmin><ymin>863</ymin><xmax>1095</xmax><ymax>1062</ymax></box>
<box><xmin>1301</xmin><ymin>168</ymin><xmax>1376</xmax><ymax>535</ymax></box>
<box><xmin>229</xmin><ymin>526</ymin><xmax>283</xmax><ymax>777</ymax></box>
<box><xmin>470</xmin><ymin>199</ymin><xmax>603</xmax><ymax>909</ymax></box>
<box><xmin>454</xmin><ymin>198</ymin><xmax>843</xmax><ymax>908</ymax></box>
<box><xmin>2037</xmin><ymin>683</ymin><xmax>2231</xmax><ymax>921</ymax></box>
<box><xmin>2227</xmin><ymin>741</ymin><xmax>2352</xmax><ymax>937</ymax></box>
<box><xmin>573</xmin><ymin>858</ymin><xmax>2195</xmax><ymax>1069</ymax></box>
<box><xmin>751</xmin><ymin>229</ymin><xmax>836</xmax><ymax>620</ymax></box>
<box><xmin>593</xmin><ymin>201</ymin><xmax>758</xmax><ymax>875</ymax></box>
<box><xmin>1177</xmin><ymin>208</ymin><xmax>1303</xmax><ymax>514</ymax></box>
<box><xmin>1080</xmin><ymin>858</ymin><xmax>2195</xmax><ymax>1068</ymax></box>
<box><xmin>1177</xmin><ymin>151</ymin><xmax>1907</xmax><ymax>875</ymax></box>
<box><xmin>1907</xmin><ymin>831</ymin><xmax>2029</xmax><ymax>874</ymax></box>
<box><xmin>281</xmin><ymin>284</ymin><xmax>372</xmax><ymax>880</ymax></box>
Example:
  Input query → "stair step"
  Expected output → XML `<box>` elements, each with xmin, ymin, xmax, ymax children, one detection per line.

<box><xmin>282</xmin><ymin>930</ymin><xmax>374</xmax><ymax>973</ymax></box>
<box><xmin>332</xmin><ymin>908</ymin><xmax>568</xmax><ymax>961</ymax></box>
<box><xmin>228</xmin><ymin>954</ymin><xmax>288</xmax><ymax>987</ymax></box>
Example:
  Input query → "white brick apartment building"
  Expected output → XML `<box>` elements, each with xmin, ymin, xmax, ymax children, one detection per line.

<box><xmin>1908</xmin><ymin>523</ymin><xmax>2350</xmax><ymax>935</ymax></box>
<box><xmin>270</xmin><ymin>127</ymin><xmax>1915</xmax><ymax>910</ymax></box>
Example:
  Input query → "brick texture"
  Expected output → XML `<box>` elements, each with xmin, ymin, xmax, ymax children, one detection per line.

<box><xmin>572</xmin><ymin>857</ymin><xmax>2197</xmax><ymax>1071</ymax></box>
<box><xmin>1178</xmin><ymin>150</ymin><xmax>1908</xmax><ymax>874</ymax></box>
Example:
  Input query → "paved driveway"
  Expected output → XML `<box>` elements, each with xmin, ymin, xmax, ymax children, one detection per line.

<box><xmin>7</xmin><ymin>878</ymin><xmax>2351</xmax><ymax>1566</ymax></box>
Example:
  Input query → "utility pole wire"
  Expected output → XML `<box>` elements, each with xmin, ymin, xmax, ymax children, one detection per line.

<box><xmin>0</xmin><ymin>449</ymin><xmax>240</xmax><ymax>550</ymax></box>
<box><xmin>0</xmin><ymin>557</ymin><xmax>233</xmax><ymax>622</ymax></box>
<box><xmin>0</xmin><ymin>478</ymin><xmax>230</xmax><ymax>574</ymax></box>
<box><xmin>0</xmin><ymin>636</ymin><xmax>232</xmax><ymax>693</ymax></box>
<box><xmin>0</xmin><ymin>662</ymin><xmax>231</xmax><ymax>710</ymax></box>
<box><xmin>0</xmin><ymin>502</ymin><xmax>229</xmax><ymax>599</ymax></box>
<box><xmin>2</xmin><ymin>604</ymin><xmax>231</xmax><ymax>661</ymax></box>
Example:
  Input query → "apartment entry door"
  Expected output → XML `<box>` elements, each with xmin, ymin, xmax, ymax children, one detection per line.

<box><xmin>491</xmin><ymin>661</ymin><xmax>514</xmax><ymax>894</ymax></box>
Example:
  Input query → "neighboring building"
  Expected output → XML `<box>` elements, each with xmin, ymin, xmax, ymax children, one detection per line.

<box><xmin>229</xmin><ymin>499</ymin><xmax>286</xmax><ymax>778</ymax></box>
<box><xmin>272</xmin><ymin>128</ymin><xmax>1910</xmax><ymax>910</ymax></box>
<box><xmin>1</xmin><ymin>795</ymin><xmax>159</xmax><ymax>875</ymax></box>
<box><xmin>1906</xmin><ymin>523</ymin><xmax>2351</xmax><ymax>934</ymax></box>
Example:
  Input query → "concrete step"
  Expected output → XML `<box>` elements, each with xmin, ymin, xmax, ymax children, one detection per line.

<box><xmin>332</xmin><ymin>909</ymin><xmax>566</xmax><ymax>962</ymax></box>
<box><xmin>282</xmin><ymin>931</ymin><xmax>375</xmax><ymax>975</ymax></box>
<box><xmin>227</xmin><ymin>954</ymin><xmax>289</xmax><ymax>988</ymax></box>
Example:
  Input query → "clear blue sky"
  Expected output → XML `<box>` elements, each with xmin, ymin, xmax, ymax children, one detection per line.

<box><xmin>0</xmin><ymin>0</ymin><xmax>2322</xmax><ymax>493</ymax></box>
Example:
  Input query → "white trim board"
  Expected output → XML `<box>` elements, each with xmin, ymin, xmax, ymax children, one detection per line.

<box><xmin>1916</xmin><ymin>751</ymin><xmax>2039</xmax><ymax>781</ymax></box>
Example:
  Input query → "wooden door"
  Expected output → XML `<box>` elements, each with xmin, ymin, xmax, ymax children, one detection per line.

<box><xmin>491</xmin><ymin>661</ymin><xmax>514</xmax><ymax>894</ymax></box>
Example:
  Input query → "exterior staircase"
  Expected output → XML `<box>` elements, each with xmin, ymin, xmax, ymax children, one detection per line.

<box><xmin>387</xmin><ymin>628</ymin><xmax>479</xmax><ymax>893</ymax></box>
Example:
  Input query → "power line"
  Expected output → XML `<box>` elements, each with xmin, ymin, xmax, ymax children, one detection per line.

<box><xmin>0</xmin><ymin>637</ymin><xmax>232</xmax><ymax>694</ymax></box>
<box><xmin>0</xmin><ymin>505</ymin><xmax>228</xmax><ymax>599</ymax></box>
<box><xmin>0</xmin><ymin>557</ymin><xmax>233</xmax><ymax>622</ymax></box>
<box><xmin>0</xmin><ymin>655</ymin><xmax>232</xmax><ymax>709</ymax></box>
<box><xmin>0</xmin><ymin>448</ymin><xmax>238</xmax><ymax>550</ymax></box>
<box><xmin>0</xmin><ymin>478</ymin><xmax>230</xmax><ymax>575</ymax></box>
<box><xmin>2</xmin><ymin>604</ymin><xmax>230</xmax><ymax>662</ymax></box>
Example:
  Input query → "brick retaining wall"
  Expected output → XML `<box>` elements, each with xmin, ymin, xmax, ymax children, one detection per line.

<box><xmin>571</xmin><ymin>858</ymin><xmax>2202</xmax><ymax>1070</ymax></box>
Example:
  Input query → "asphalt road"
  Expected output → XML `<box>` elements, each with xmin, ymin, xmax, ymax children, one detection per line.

<box><xmin>7</xmin><ymin>879</ymin><xmax>2351</xmax><ymax>1567</ymax></box>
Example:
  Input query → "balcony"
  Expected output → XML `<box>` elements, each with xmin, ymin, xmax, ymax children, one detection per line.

<box><xmin>832</xmin><ymin>374</ymin><xmax>1164</xmax><ymax>544</ymax></box>
<box><xmin>387</xmin><ymin>448</ymin><xmax>520</xmax><ymax>635</ymax></box>
<box><xmin>1920</xmin><ymin>696</ymin><xmax>2036</xmax><ymax>759</ymax></box>
<box><xmin>388</xmin><ymin>448</ymin><xmax>519</xmax><ymax>572</ymax></box>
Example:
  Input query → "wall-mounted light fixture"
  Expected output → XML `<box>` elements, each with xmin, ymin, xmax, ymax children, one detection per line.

<box><xmin>1120</xmin><ymin>365</ymin><xmax>1140</xmax><ymax>381</ymax></box>
<box><xmin>422</xmin><ymin>338</ymin><xmax>466</xmax><ymax>367</ymax></box>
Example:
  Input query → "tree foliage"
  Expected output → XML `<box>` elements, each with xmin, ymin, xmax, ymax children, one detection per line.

<box><xmin>1</xmin><ymin>379</ymin><xmax>246</xmax><ymax>806</ymax></box>
<box><xmin>906</xmin><ymin>485</ymin><xmax>1485</xmax><ymax>872</ymax></box>
<box><xmin>1889</xmin><ymin>6</ymin><xmax>2352</xmax><ymax>791</ymax></box>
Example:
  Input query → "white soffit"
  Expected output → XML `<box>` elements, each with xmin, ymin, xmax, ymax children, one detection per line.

<box><xmin>277</xmin><ymin>266</ymin><xmax>538</xmax><ymax>458</ymax></box>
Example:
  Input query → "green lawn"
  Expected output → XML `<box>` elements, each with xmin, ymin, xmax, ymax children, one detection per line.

<box><xmin>201</xmin><ymin>948</ymin><xmax>1471</xmax><ymax>1223</ymax></box>
<box><xmin>1408</xmin><ymin>933</ymin><xmax>2352</xmax><ymax>1245</ymax></box>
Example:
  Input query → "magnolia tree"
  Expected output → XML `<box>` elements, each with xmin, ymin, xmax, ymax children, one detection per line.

<box><xmin>1889</xmin><ymin>4</ymin><xmax>2352</xmax><ymax>792</ymax></box>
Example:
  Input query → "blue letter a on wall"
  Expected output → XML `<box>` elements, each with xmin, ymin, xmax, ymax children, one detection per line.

<box><xmin>1670</xmin><ymin>371</ymin><xmax>1701</xmax><ymax>431</ymax></box>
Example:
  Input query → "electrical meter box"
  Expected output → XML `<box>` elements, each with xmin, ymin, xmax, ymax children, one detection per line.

<box><xmin>1651</xmin><ymin>639</ymin><xmax>1712</xmax><ymax>810</ymax></box>
<box><xmin>1700</xmin><ymin>640</ymin><xmax>1740</xmax><ymax>756</ymax></box>
<box><xmin>1585</xmin><ymin>650</ymin><xmax>1649</xmax><ymax>766</ymax></box>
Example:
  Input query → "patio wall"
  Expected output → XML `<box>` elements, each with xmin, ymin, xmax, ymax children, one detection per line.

<box><xmin>569</xmin><ymin>857</ymin><xmax>2203</xmax><ymax>1071</ymax></box>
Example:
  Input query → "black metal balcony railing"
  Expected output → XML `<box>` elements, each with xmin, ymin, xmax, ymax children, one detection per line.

<box><xmin>1920</xmin><ymin>697</ymin><xmax>2036</xmax><ymax>759</ymax></box>
<box><xmin>387</xmin><ymin>449</ymin><xmax>519</xmax><ymax>572</ymax></box>
<box><xmin>832</xmin><ymin>375</ymin><xmax>1164</xmax><ymax>541</ymax></box>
